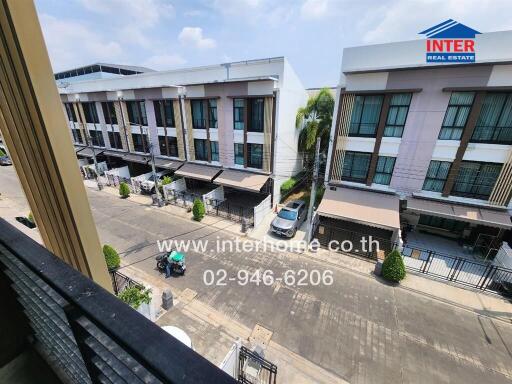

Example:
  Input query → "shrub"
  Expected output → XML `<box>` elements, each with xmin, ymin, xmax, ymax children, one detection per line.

<box><xmin>103</xmin><ymin>244</ymin><xmax>120</xmax><ymax>270</ymax></box>
<box><xmin>118</xmin><ymin>286</ymin><xmax>152</xmax><ymax>309</ymax></box>
<box><xmin>280</xmin><ymin>177</ymin><xmax>298</xmax><ymax>196</ymax></box>
<box><xmin>161</xmin><ymin>175</ymin><xmax>172</xmax><ymax>185</ymax></box>
<box><xmin>192</xmin><ymin>198</ymin><xmax>205</xmax><ymax>221</ymax></box>
<box><xmin>27</xmin><ymin>212</ymin><xmax>34</xmax><ymax>224</ymax></box>
<box><xmin>119</xmin><ymin>182</ymin><xmax>130</xmax><ymax>198</ymax></box>
<box><xmin>0</xmin><ymin>149</ymin><xmax>5</xmax><ymax>157</ymax></box>
<box><xmin>382</xmin><ymin>249</ymin><xmax>406</xmax><ymax>283</ymax></box>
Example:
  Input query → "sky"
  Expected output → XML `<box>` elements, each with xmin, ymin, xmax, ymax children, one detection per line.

<box><xmin>35</xmin><ymin>0</ymin><xmax>512</xmax><ymax>88</ymax></box>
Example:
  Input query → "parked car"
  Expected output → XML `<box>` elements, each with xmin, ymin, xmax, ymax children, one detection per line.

<box><xmin>0</xmin><ymin>156</ymin><xmax>12</xmax><ymax>166</ymax></box>
<box><xmin>270</xmin><ymin>200</ymin><xmax>307</xmax><ymax>238</ymax></box>
<box><xmin>140</xmin><ymin>170</ymin><xmax>170</xmax><ymax>194</ymax></box>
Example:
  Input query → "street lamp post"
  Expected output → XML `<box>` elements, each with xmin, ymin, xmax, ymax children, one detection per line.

<box><xmin>143</xmin><ymin>126</ymin><xmax>164</xmax><ymax>207</ymax></box>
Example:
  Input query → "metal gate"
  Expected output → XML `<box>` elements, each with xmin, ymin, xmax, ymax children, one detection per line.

<box><xmin>166</xmin><ymin>190</ymin><xmax>201</xmax><ymax>208</ymax></box>
<box><xmin>209</xmin><ymin>199</ymin><xmax>255</xmax><ymax>226</ymax></box>
<box><xmin>238</xmin><ymin>346</ymin><xmax>277</xmax><ymax>384</ymax></box>
<box><xmin>109</xmin><ymin>270</ymin><xmax>144</xmax><ymax>295</ymax></box>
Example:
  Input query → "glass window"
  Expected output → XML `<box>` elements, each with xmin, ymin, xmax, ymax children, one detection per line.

<box><xmin>208</xmin><ymin>99</ymin><xmax>218</xmax><ymax>128</ymax></box>
<box><xmin>191</xmin><ymin>100</ymin><xmax>205</xmax><ymax>129</ymax></box>
<box><xmin>451</xmin><ymin>161</ymin><xmax>502</xmax><ymax>200</ymax></box>
<box><xmin>383</xmin><ymin>93</ymin><xmax>412</xmax><ymax>137</ymax></box>
<box><xmin>64</xmin><ymin>103</ymin><xmax>78</xmax><ymax>122</ymax></box>
<box><xmin>82</xmin><ymin>102</ymin><xmax>99</xmax><ymax>124</ymax></box>
<box><xmin>247</xmin><ymin>143</ymin><xmax>263</xmax><ymax>169</ymax></box>
<box><xmin>71</xmin><ymin>129</ymin><xmax>83</xmax><ymax>144</ymax></box>
<box><xmin>108</xmin><ymin>131</ymin><xmax>123</xmax><ymax>149</ymax></box>
<box><xmin>423</xmin><ymin>160</ymin><xmax>451</xmax><ymax>192</ymax></box>
<box><xmin>234</xmin><ymin>143</ymin><xmax>244</xmax><ymax>165</ymax></box>
<box><xmin>132</xmin><ymin>132</ymin><xmax>149</xmax><ymax>153</ymax></box>
<box><xmin>154</xmin><ymin>100</ymin><xmax>175</xmax><ymax>127</ymax></box>
<box><xmin>248</xmin><ymin>98</ymin><xmax>264</xmax><ymax>132</ymax></box>
<box><xmin>373</xmin><ymin>156</ymin><xmax>395</xmax><ymax>185</ymax></box>
<box><xmin>158</xmin><ymin>136</ymin><xmax>178</xmax><ymax>157</ymax></box>
<box><xmin>89</xmin><ymin>129</ymin><xmax>105</xmax><ymax>147</ymax></box>
<box><xmin>438</xmin><ymin>92</ymin><xmax>474</xmax><ymax>140</ymax></box>
<box><xmin>234</xmin><ymin>99</ymin><xmax>245</xmax><ymax>130</ymax></box>
<box><xmin>341</xmin><ymin>151</ymin><xmax>371</xmax><ymax>182</ymax></box>
<box><xmin>349</xmin><ymin>95</ymin><xmax>383</xmax><ymax>137</ymax></box>
<box><xmin>418</xmin><ymin>214</ymin><xmax>467</xmax><ymax>233</ymax></box>
<box><xmin>471</xmin><ymin>93</ymin><xmax>512</xmax><ymax>144</ymax></box>
<box><xmin>210</xmin><ymin>141</ymin><xmax>219</xmax><ymax>161</ymax></box>
<box><xmin>194</xmin><ymin>139</ymin><xmax>208</xmax><ymax>161</ymax></box>
<box><xmin>126</xmin><ymin>101</ymin><xmax>148</xmax><ymax>126</ymax></box>
<box><xmin>101</xmin><ymin>102</ymin><xmax>117</xmax><ymax>125</ymax></box>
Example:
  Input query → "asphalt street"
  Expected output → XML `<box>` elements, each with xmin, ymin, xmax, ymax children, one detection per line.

<box><xmin>1</xmin><ymin>165</ymin><xmax>512</xmax><ymax>384</ymax></box>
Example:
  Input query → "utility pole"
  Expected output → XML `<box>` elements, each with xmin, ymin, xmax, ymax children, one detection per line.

<box><xmin>145</xmin><ymin>126</ymin><xmax>164</xmax><ymax>207</ymax></box>
<box><xmin>76</xmin><ymin>98</ymin><xmax>102</xmax><ymax>190</ymax></box>
<box><xmin>306</xmin><ymin>138</ymin><xmax>321</xmax><ymax>243</ymax></box>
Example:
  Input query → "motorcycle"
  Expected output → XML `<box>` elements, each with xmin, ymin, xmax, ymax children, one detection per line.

<box><xmin>156</xmin><ymin>250</ymin><xmax>186</xmax><ymax>276</ymax></box>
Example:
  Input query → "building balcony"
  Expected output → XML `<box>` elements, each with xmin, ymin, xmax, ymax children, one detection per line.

<box><xmin>0</xmin><ymin>218</ymin><xmax>235</xmax><ymax>384</ymax></box>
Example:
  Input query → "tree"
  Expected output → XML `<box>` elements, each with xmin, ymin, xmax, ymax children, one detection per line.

<box><xmin>119</xmin><ymin>182</ymin><xmax>130</xmax><ymax>198</ymax></box>
<box><xmin>382</xmin><ymin>249</ymin><xmax>406</xmax><ymax>283</ymax></box>
<box><xmin>296</xmin><ymin>87</ymin><xmax>335</xmax><ymax>157</ymax></box>
<box><xmin>103</xmin><ymin>244</ymin><xmax>120</xmax><ymax>271</ymax></box>
<box><xmin>118</xmin><ymin>286</ymin><xmax>152</xmax><ymax>309</ymax></box>
<box><xmin>192</xmin><ymin>198</ymin><xmax>205</xmax><ymax>221</ymax></box>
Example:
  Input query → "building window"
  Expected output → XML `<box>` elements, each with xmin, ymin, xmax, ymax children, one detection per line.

<box><xmin>71</xmin><ymin>129</ymin><xmax>83</xmax><ymax>144</ymax></box>
<box><xmin>423</xmin><ymin>160</ymin><xmax>451</xmax><ymax>192</ymax></box>
<box><xmin>248</xmin><ymin>98</ymin><xmax>264</xmax><ymax>132</ymax></box>
<box><xmin>132</xmin><ymin>133</ymin><xmax>149</xmax><ymax>153</ymax></box>
<box><xmin>349</xmin><ymin>95</ymin><xmax>383</xmax><ymax>137</ymax></box>
<box><xmin>82</xmin><ymin>102</ymin><xmax>99</xmax><ymax>124</ymax></box>
<box><xmin>89</xmin><ymin>129</ymin><xmax>105</xmax><ymax>147</ymax></box>
<box><xmin>101</xmin><ymin>102</ymin><xmax>117</xmax><ymax>125</ymax></box>
<box><xmin>126</xmin><ymin>100</ymin><xmax>148</xmax><ymax>126</ymax></box>
<box><xmin>158</xmin><ymin>136</ymin><xmax>178</xmax><ymax>157</ymax></box>
<box><xmin>373</xmin><ymin>156</ymin><xmax>395</xmax><ymax>185</ymax></box>
<box><xmin>418</xmin><ymin>214</ymin><xmax>468</xmax><ymax>233</ymax></box>
<box><xmin>64</xmin><ymin>103</ymin><xmax>78</xmax><ymax>122</ymax></box>
<box><xmin>342</xmin><ymin>151</ymin><xmax>371</xmax><ymax>182</ymax></box>
<box><xmin>210</xmin><ymin>141</ymin><xmax>219</xmax><ymax>161</ymax></box>
<box><xmin>234</xmin><ymin>99</ymin><xmax>245</xmax><ymax>130</ymax></box>
<box><xmin>234</xmin><ymin>143</ymin><xmax>244</xmax><ymax>165</ymax></box>
<box><xmin>191</xmin><ymin>100</ymin><xmax>205</xmax><ymax>129</ymax></box>
<box><xmin>383</xmin><ymin>93</ymin><xmax>412</xmax><ymax>137</ymax></box>
<box><xmin>451</xmin><ymin>161</ymin><xmax>502</xmax><ymax>200</ymax></box>
<box><xmin>438</xmin><ymin>92</ymin><xmax>474</xmax><ymax>140</ymax></box>
<box><xmin>247</xmin><ymin>143</ymin><xmax>263</xmax><ymax>169</ymax></box>
<box><xmin>154</xmin><ymin>100</ymin><xmax>175</xmax><ymax>127</ymax></box>
<box><xmin>108</xmin><ymin>131</ymin><xmax>123</xmax><ymax>150</ymax></box>
<box><xmin>208</xmin><ymin>99</ymin><xmax>218</xmax><ymax>128</ymax></box>
<box><xmin>194</xmin><ymin>139</ymin><xmax>208</xmax><ymax>161</ymax></box>
<box><xmin>471</xmin><ymin>93</ymin><xmax>512</xmax><ymax>144</ymax></box>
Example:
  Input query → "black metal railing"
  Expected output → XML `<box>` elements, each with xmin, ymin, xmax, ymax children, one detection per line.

<box><xmin>0</xmin><ymin>218</ymin><xmax>236</xmax><ymax>384</ymax></box>
<box><xmin>207</xmin><ymin>199</ymin><xmax>255</xmax><ymax>226</ymax></box>
<box><xmin>238</xmin><ymin>346</ymin><xmax>277</xmax><ymax>384</ymax></box>
<box><xmin>109</xmin><ymin>269</ymin><xmax>143</xmax><ymax>295</ymax></box>
<box><xmin>166</xmin><ymin>190</ymin><xmax>202</xmax><ymax>208</ymax></box>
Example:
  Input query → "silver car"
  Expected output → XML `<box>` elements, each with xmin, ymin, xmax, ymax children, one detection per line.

<box><xmin>0</xmin><ymin>156</ymin><xmax>12</xmax><ymax>166</ymax></box>
<box><xmin>270</xmin><ymin>200</ymin><xmax>307</xmax><ymax>238</ymax></box>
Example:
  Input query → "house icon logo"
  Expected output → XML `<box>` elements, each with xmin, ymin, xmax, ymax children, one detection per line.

<box><xmin>419</xmin><ymin>19</ymin><xmax>481</xmax><ymax>63</ymax></box>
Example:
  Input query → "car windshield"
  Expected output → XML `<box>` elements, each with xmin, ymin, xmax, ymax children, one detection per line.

<box><xmin>278</xmin><ymin>209</ymin><xmax>297</xmax><ymax>220</ymax></box>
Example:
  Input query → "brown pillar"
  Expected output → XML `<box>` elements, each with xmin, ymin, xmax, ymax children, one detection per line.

<box><xmin>366</xmin><ymin>94</ymin><xmax>392</xmax><ymax>186</ymax></box>
<box><xmin>442</xmin><ymin>91</ymin><xmax>486</xmax><ymax>197</ymax></box>
<box><xmin>0</xmin><ymin>0</ymin><xmax>111</xmax><ymax>290</ymax></box>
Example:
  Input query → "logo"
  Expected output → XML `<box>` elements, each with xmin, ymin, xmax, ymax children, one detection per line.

<box><xmin>419</xmin><ymin>19</ymin><xmax>481</xmax><ymax>63</ymax></box>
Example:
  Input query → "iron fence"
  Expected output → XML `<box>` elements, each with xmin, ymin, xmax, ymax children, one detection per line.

<box><xmin>109</xmin><ymin>269</ymin><xmax>144</xmax><ymax>295</ymax></box>
<box><xmin>166</xmin><ymin>190</ymin><xmax>201</xmax><ymax>208</ymax></box>
<box><xmin>238</xmin><ymin>346</ymin><xmax>277</xmax><ymax>384</ymax></box>
<box><xmin>208</xmin><ymin>199</ymin><xmax>255</xmax><ymax>226</ymax></box>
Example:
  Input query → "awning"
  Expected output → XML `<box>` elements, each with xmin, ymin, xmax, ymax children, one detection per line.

<box><xmin>102</xmin><ymin>150</ymin><xmax>126</xmax><ymax>158</ymax></box>
<box><xmin>214</xmin><ymin>169</ymin><xmax>269</xmax><ymax>192</ymax></box>
<box><xmin>122</xmin><ymin>153</ymin><xmax>150</xmax><ymax>164</ymax></box>
<box><xmin>175</xmin><ymin>163</ymin><xmax>222</xmax><ymax>182</ymax></box>
<box><xmin>153</xmin><ymin>157</ymin><xmax>184</xmax><ymax>171</ymax></box>
<box><xmin>76</xmin><ymin>147</ymin><xmax>104</xmax><ymax>158</ymax></box>
<box><xmin>407</xmin><ymin>197</ymin><xmax>512</xmax><ymax>229</ymax></box>
<box><xmin>317</xmin><ymin>187</ymin><xmax>400</xmax><ymax>231</ymax></box>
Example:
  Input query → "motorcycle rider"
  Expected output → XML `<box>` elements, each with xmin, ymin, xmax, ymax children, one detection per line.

<box><xmin>165</xmin><ymin>251</ymin><xmax>175</xmax><ymax>278</ymax></box>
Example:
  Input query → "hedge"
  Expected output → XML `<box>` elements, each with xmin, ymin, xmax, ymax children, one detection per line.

<box><xmin>103</xmin><ymin>244</ymin><xmax>120</xmax><ymax>270</ymax></box>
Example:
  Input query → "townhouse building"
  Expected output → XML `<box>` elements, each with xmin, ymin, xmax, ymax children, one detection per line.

<box><xmin>59</xmin><ymin>57</ymin><xmax>307</xmax><ymax>224</ymax></box>
<box><xmin>319</xmin><ymin>29</ymin><xmax>512</xmax><ymax>259</ymax></box>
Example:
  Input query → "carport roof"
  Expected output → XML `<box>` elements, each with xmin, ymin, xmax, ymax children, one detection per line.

<box><xmin>102</xmin><ymin>149</ymin><xmax>126</xmax><ymax>158</ymax></box>
<box><xmin>317</xmin><ymin>187</ymin><xmax>400</xmax><ymax>231</ymax></box>
<box><xmin>75</xmin><ymin>146</ymin><xmax>104</xmax><ymax>158</ymax></box>
<box><xmin>122</xmin><ymin>153</ymin><xmax>150</xmax><ymax>164</ymax></box>
<box><xmin>214</xmin><ymin>169</ymin><xmax>269</xmax><ymax>192</ymax></box>
<box><xmin>153</xmin><ymin>157</ymin><xmax>183</xmax><ymax>170</ymax></box>
<box><xmin>175</xmin><ymin>163</ymin><xmax>222</xmax><ymax>182</ymax></box>
<box><xmin>407</xmin><ymin>197</ymin><xmax>512</xmax><ymax>229</ymax></box>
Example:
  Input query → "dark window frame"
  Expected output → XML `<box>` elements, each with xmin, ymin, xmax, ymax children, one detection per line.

<box><xmin>101</xmin><ymin>101</ymin><xmax>118</xmax><ymax>125</ymax></box>
<box><xmin>471</xmin><ymin>92</ymin><xmax>512</xmax><ymax>145</ymax></box>
<box><xmin>210</xmin><ymin>141</ymin><xmax>219</xmax><ymax>162</ymax></box>
<box><xmin>438</xmin><ymin>92</ymin><xmax>475</xmax><ymax>140</ymax></box>
<box><xmin>158</xmin><ymin>135</ymin><xmax>178</xmax><ymax>157</ymax></box>
<box><xmin>108</xmin><ymin>131</ymin><xmax>123</xmax><ymax>150</ymax></box>
<box><xmin>349</xmin><ymin>95</ymin><xmax>384</xmax><ymax>137</ymax></box>
<box><xmin>126</xmin><ymin>100</ymin><xmax>148</xmax><ymax>126</ymax></box>
<box><xmin>194</xmin><ymin>138</ymin><xmax>208</xmax><ymax>161</ymax></box>
<box><xmin>341</xmin><ymin>151</ymin><xmax>372</xmax><ymax>183</ymax></box>
<box><xmin>450</xmin><ymin>160</ymin><xmax>502</xmax><ymax>200</ymax></box>
<box><xmin>247</xmin><ymin>143</ymin><xmax>263</xmax><ymax>169</ymax></box>
<box><xmin>191</xmin><ymin>99</ymin><xmax>206</xmax><ymax>129</ymax></box>
<box><xmin>131</xmin><ymin>132</ymin><xmax>150</xmax><ymax>153</ymax></box>
<box><xmin>154</xmin><ymin>99</ymin><xmax>176</xmax><ymax>128</ymax></box>
<box><xmin>373</xmin><ymin>156</ymin><xmax>396</xmax><ymax>185</ymax></box>
<box><xmin>233</xmin><ymin>99</ymin><xmax>245</xmax><ymax>131</ymax></box>
<box><xmin>248</xmin><ymin>98</ymin><xmax>264</xmax><ymax>133</ymax></box>
<box><xmin>234</xmin><ymin>143</ymin><xmax>244</xmax><ymax>165</ymax></box>
<box><xmin>82</xmin><ymin>102</ymin><xmax>99</xmax><ymax>124</ymax></box>
<box><xmin>422</xmin><ymin>160</ymin><xmax>452</xmax><ymax>192</ymax></box>
<box><xmin>383</xmin><ymin>93</ymin><xmax>412</xmax><ymax>138</ymax></box>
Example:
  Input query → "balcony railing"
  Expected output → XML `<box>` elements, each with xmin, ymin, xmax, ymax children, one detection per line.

<box><xmin>0</xmin><ymin>218</ymin><xmax>235</xmax><ymax>384</ymax></box>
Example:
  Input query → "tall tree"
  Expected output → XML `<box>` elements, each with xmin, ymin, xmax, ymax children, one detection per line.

<box><xmin>296</xmin><ymin>87</ymin><xmax>335</xmax><ymax>156</ymax></box>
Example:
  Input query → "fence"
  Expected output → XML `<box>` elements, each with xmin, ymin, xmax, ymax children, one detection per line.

<box><xmin>401</xmin><ymin>244</ymin><xmax>512</xmax><ymax>293</ymax></box>
<box><xmin>208</xmin><ymin>199</ymin><xmax>255</xmax><ymax>225</ymax></box>
<box><xmin>109</xmin><ymin>269</ymin><xmax>144</xmax><ymax>295</ymax></box>
<box><xmin>166</xmin><ymin>189</ymin><xmax>202</xmax><ymax>208</ymax></box>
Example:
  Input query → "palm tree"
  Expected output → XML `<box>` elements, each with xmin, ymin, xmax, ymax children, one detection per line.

<box><xmin>296</xmin><ymin>87</ymin><xmax>335</xmax><ymax>157</ymax></box>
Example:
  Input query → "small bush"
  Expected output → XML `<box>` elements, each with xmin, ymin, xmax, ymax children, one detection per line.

<box><xmin>0</xmin><ymin>149</ymin><xmax>5</xmax><ymax>157</ymax></box>
<box><xmin>119</xmin><ymin>182</ymin><xmax>130</xmax><ymax>198</ymax></box>
<box><xmin>280</xmin><ymin>177</ymin><xmax>298</xmax><ymax>196</ymax></box>
<box><xmin>118</xmin><ymin>286</ymin><xmax>152</xmax><ymax>309</ymax></box>
<box><xmin>27</xmin><ymin>212</ymin><xmax>34</xmax><ymax>224</ymax></box>
<box><xmin>192</xmin><ymin>198</ymin><xmax>205</xmax><ymax>221</ymax></box>
<box><xmin>161</xmin><ymin>175</ymin><xmax>172</xmax><ymax>185</ymax></box>
<box><xmin>103</xmin><ymin>244</ymin><xmax>120</xmax><ymax>270</ymax></box>
<box><xmin>382</xmin><ymin>249</ymin><xmax>406</xmax><ymax>282</ymax></box>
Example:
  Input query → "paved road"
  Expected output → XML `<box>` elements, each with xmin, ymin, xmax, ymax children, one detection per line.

<box><xmin>2</xmin><ymin>165</ymin><xmax>512</xmax><ymax>384</ymax></box>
